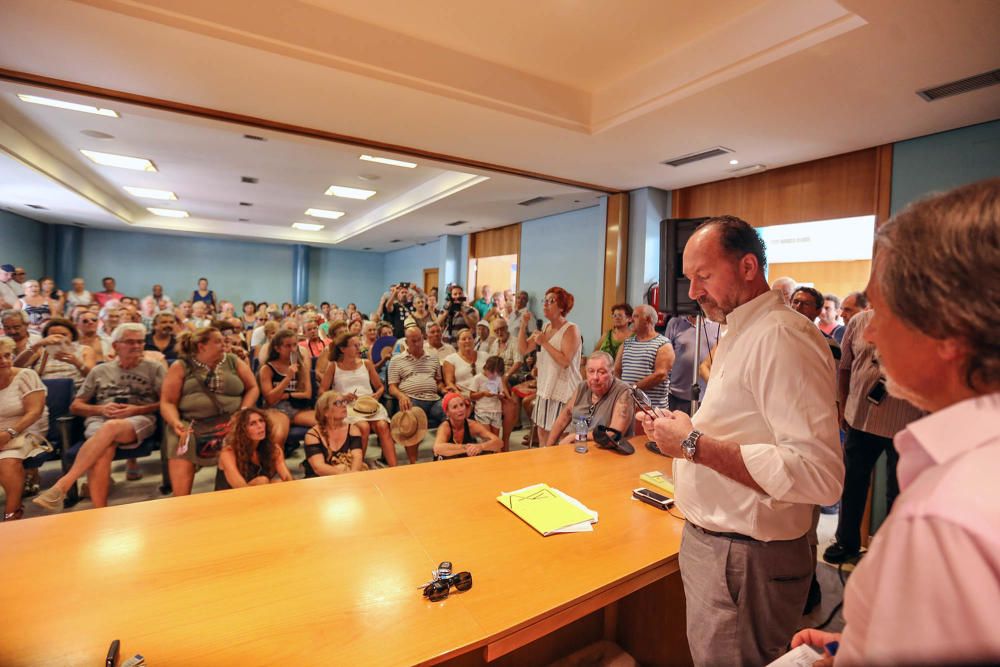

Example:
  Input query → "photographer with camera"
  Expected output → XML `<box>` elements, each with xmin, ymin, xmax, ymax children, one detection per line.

<box><xmin>436</xmin><ymin>284</ymin><xmax>479</xmax><ymax>344</ymax></box>
<box><xmin>822</xmin><ymin>306</ymin><xmax>924</xmax><ymax>563</ymax></box>
<box><xmin>382</xmin><ymin>283</ymin><xmax>417</xmax><ymax>339</ymax></box>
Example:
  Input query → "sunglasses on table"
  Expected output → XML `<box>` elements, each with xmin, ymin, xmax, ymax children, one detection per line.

<box><xmin>421</xmin><ymin>570</ymin><xmax>473</xmax><ymax>602</ymax></box>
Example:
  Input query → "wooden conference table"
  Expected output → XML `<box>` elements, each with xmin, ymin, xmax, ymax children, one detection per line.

<box><xmin>0</xmin><ymin>442</ymin><xmax>690</xmax><ymax>666</ymax></box>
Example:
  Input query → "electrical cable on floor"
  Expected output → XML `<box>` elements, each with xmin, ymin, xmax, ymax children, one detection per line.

<box><xmin>815</xmin><ymin>561</ymin><xmax>850</xmax><ymax>630</ymax></box>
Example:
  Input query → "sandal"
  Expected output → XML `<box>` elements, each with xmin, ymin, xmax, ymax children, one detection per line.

<box><xmin>3</xmin><ymin>505</ymin><xmax>24</xmax><ymax>521</ymax></box>
<box><xmin>126</xmin><ymin>466</ymin><xmax>143</xmax><ymax>481</ymax></box>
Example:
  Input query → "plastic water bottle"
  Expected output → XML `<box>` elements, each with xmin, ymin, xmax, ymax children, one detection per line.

<box><xmin>573</xmin><ymin>416</ymin><xmax>589</xmax><ymax>454</ymax></box>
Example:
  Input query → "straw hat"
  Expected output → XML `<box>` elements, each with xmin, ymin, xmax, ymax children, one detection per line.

<box><xmin>353</xmin><ymin>395</ymin><xmax>381</xmax><ymax>417</ymax></box>
<box><xmin>390</xmin><ymin>406</ymin><xmax>428</xmax><ymax>447</ymax></box>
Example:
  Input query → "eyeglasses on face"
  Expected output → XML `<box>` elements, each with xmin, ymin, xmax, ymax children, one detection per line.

<box><xmin>332</xmin><ymin>399</ymin><xmax>349</xmax><ymax>407</ymax></box>
<box><xmin>422</xmin><ymin>571</ymin><xmax>473</xmax><ymax>602</ymax></box>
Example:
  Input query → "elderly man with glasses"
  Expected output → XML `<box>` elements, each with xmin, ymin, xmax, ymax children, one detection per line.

<box><xmin>34</xmin><ymin>323</ymin><xmax>165</xmax><ymax>511</ymax></box>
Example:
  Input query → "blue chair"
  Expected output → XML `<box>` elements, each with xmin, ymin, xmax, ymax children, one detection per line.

<box><xmin>23</xmin><ymin>378</ymin><xmax>76</xmax><ymax>473</ymax></box>
<box><xmin>60</xmin><ymin>415</ymin><xmax>163</xmax><ymax>509</ymax></box>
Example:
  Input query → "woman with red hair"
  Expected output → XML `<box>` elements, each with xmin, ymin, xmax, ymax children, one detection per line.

<box><xmin>517</xmin><ymin>287</ymin><xmax>582</xmax><ymax>446</ymax></box>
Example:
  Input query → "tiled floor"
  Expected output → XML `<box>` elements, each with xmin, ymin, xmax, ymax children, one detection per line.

<box><xmin>6</xmin><ymin>427</ymin><xmax>849</xmax><ymax>632</ymax></box>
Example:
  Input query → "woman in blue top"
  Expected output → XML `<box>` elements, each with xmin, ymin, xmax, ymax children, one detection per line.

<box><xmin>190</xmin><ymin>277</ymin><xmax>217</xmax><ymax>314</ymax></box>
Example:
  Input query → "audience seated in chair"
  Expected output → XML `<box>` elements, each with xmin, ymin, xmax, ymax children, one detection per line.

<box><xmin>303</xmin><ymin>391</ymin><xmax>367</xmax><ymax>476</ymax></box>
<box><xmin>433</xmin><ymin>392</ymin><xmax>502</xmax><ymax>461</ymax></box>
<box><xmin>0</xmin><ymin>336</ymin><xmax>49</xmax><ymax>521</ymax></box>
<box><xmin>319</xmin><ymin>331</ymin><xmax>396</xmax><ymax>465</ymax></box>
<box><xmin>215</xmin><ymin>408</ymin><xmax>292</xmax><ymax>490</ymax></box>
<box><xmin>388</xmin><ymin>326</ymin><xmax>446</xmax><ymax>458</ymax></box>
<box><xmin>259</xmin><ymin>329</ymin><xmax>317</xmax><ymax>448</ymax></box>
<box><xmin>33</xmin><ymin>323</ymin><xmax>164</xmax><ymax>511</ymax></box>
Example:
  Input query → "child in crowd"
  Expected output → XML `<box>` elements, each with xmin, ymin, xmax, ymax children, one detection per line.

<box><xmin>469</xmin><ymin>355</ymin><xmax>504</xmax><ymax>435</ymax></box>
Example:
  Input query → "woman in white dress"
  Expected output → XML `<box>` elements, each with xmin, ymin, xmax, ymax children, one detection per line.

<box><xmin>319</xmin><ymin>331</ymin><xmax>396</xmax><ymax>466</ymax></box>
<box><xmin>0</xmin><ymin>336</ymin><xmax>50</xmax><ymax>521</ymax></box>
<box><xmin>517</xmin><ymin>286</ymin><xmax>582</xmax><ymax>446</ymax></box>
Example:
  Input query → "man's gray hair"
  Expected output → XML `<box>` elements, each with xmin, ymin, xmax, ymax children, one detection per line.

<box><xmin>587</xmin><ymin>351</ymin><xmax>614</xmax><ymax>368</ymax></box>
<box><xmin>633</xmin><ymin>304</ymin><xmax>657</xmax><ymax>324</ymax></box>
<box><xmin>110</xmin><ymin>322</ymin><xmax>147</xmax><ymax>343</ymax></box>
<box><xmin>424</xmin><ymin>320</ymin><xmax>440</xmax><ymax>335</ymax></box>
<box><xmin>0</xmin><ymin>309</ymin><xmax>28</xmax><ymax>324</ymax></box>
<box><xmin>875</xmin><ymin>178</ymin><xmax>1000</xmax><ymax>391</ymax></box>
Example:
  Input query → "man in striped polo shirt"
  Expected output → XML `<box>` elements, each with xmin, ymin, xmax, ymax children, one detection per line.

<box><xmin>388</xmin><ymin>327</ymin><xmax>446</xmax><ymax>429</ymax></box>
<box><xmin>615</xmin><ymin>304</ymin><xmax>673</xmax><ymax>408</ymax></box>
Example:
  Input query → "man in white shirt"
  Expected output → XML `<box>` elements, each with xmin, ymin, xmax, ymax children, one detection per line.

<box><xmin>506</xmin><ymin>290</ymin><xmax>537</xmax><ymax>341</ymax></box>
<box><xmin>640</xmin><ymin>216</ymin><xmax>843</xmax><ymax>667</ymax></box>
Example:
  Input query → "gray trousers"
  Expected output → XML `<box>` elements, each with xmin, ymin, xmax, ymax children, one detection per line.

<box><xmin>679</xmin><ymin>523</ymin><xmax>812</xmax><ymax>667</ymax></box>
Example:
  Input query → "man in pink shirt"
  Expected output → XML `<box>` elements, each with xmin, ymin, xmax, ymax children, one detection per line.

<box><xmin>93</xmin><ymin>276</ymin><xmax>124</xmax><ymax>308</ymax></box>
<box><xmin>793</xmin><ymin>178</ymin><xmax>1000</xmax><ymax>666</ymax></box>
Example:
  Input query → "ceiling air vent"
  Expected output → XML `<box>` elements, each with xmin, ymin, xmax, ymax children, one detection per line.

<box><xmin>518</xmin><ymin>196</ymin><xmax>552</xmax><ymax>207</ymax></box>
<box><xmin>728</xmin><ymin>163</ymin><xmax>768</xmax><ymax>178</ymax></box>
<box><xmin>918</xmin><ymin>69</ymin><xmax>1000</xmax><ymax>101</ymax></box>
<box><xmin>362</xmin><ymin>247</ymin><xmax>372</xmax><ymax>250</ymax></box>
<box><xmin>446</xmin><ymin>220</ymin><xmax>468</xmax><ymax>227</ymax></box>
<box><xmin>243</xmin><ymin>134</ymin><xmax>267</xmax><ymax>141</ymax></box>
<box><xmin>238</xmin><ymin>218</ymin><xmax>249</xmax><ymax>222</ymax></box>
<box><xmin>25</xmin><ymin>204</ymin><xmax>47</xmax><ymax>210</ymax></box>
<box><xmin>390</xmin><ymin>239</ymin><xmax>401</xmax><ymax>243</ymax></box>
<box><xmin>241</xmin><ymin>176</ymin><xmax>258</xmax><ymax>184</ymax></box>
<box><xmin>239</xmin><ymin>201</ymin><xmax>253</xmax><ymax>207</ymax></box>
<box><xmin>662</xmin><ymin>146</ymin><xmax>733</xmax><ymax>167</ymax></box>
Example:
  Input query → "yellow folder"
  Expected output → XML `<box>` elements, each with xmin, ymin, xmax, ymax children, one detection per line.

<box><xmin>497</xmin><ymin>483</ymin><xmax>596</xmax><ymax>536</ymax></box>
<box><xmin>640</xmin><ymin>470</ymin><xmax>674</xmax><ymax>496</ymax></box>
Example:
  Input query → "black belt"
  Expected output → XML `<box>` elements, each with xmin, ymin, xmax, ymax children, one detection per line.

<box><xmin>689</xmin><ymin>522</ymin><xmax>758</xmax><ymax>542</ymax></box>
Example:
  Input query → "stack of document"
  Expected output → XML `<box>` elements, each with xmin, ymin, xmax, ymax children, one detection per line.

<box><xmin>497</xmin><ymin>483</ymin><xmax>598</xmax><ymax>536</ymax></box>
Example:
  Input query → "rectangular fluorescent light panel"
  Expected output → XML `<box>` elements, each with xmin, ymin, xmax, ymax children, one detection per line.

<box><xmin>124</xmin><ymin>186</ymin><xmax>177</xmax><ymax>201</ymax></box>
<box><xmin>147</xmin><ymin>207</ymin><xmax>189</xmax><ymax>218</ymax></box>
<box><xmin>359</xmin><ymin>154</ymin><xmax>417</xmax><ymax>169</ymax></box>
<box><xmin>18</xmin><ymin>94</ymin><xmax>119</xmax><ymax>117</ymax></box>
<box><xmin>292</xmin><ymin>222</ymin><xmax>325</xmax><ymax>231</ymax></box>
<box><xmin>325</xmin><ymin>185</ymin><xmax>376</xmax><ymax>200</ymax></box>
<box><xmin>81</xmin><ymin>149</ymin><xmax>156</xmax><ymax>172</ymax></box>
<box><xmin>305</xmin><ymin>208</ymin><xmax>345</xmax><ymax>220</ymax></box>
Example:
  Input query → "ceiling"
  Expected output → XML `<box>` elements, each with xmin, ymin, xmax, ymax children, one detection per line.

<box><xmin>0</xmin><ymin>0</ymin><xmax>998</xmax><ymax>248</ymax></box>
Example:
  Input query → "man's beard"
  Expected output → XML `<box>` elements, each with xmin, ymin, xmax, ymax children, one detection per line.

<box><xmin>697</xmin><ymin>298</ymin><xmax>727</xmax><ymax>325</ymax></box>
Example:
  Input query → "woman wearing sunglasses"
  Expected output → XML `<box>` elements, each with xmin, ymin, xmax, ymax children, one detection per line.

<box><xmin>216</xmin><ymin>408</ymin><xmax>292</xmax><ymax>490</ymax></box>
<box><xmin>433</xmin><ymin>392</ymin><xmax>502</xmax><ymax>460</ymax></box>
<box><xmin>442</xmin><ymin>329</ymin><xmax>489</xmax><ymax>397</ymax></box>
<box><xmin>303</xmin><ymin>391</ymin><xmax>366</xmax><ymax>475</ymax></box>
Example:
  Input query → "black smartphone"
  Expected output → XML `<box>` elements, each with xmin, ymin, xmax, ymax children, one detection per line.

<box><xmin>632</xmin><ymin>487</ymin><xmax>674</xmax><ymax>511</ymax></box>
<box><xmin>866</xmin><ymin>380</ymin><xmax>887</xmax><ymax>405</ymax></box>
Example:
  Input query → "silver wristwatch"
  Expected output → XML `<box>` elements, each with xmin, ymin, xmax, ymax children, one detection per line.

<box><xmin>3</xmin><ymin>427</ymin><xmax>18</xmax><ymax>438</ymax></box>
<box><xmin>681</xmin><ymin>429</ymin><xmax>702</xmax><ymax>462</ymax></box>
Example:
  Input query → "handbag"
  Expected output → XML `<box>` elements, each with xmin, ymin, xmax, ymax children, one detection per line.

<box><xmin>184</xmin><ymin>359</ymin><xmax>234</xmax><ymax>460</ymax></box>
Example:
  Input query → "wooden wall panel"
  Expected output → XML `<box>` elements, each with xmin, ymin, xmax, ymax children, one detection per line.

<box><xmin>769</xmin><ymin>260</ymin><xmax>872</xmax><ymax>299</ymax></box>
<box><xmin>470</xmin><ymin>223</ymin><xmax>521</xmax><ymax>258</ymax></box>
<box><xmin>601</xmin><ymin>193</ymin><xmax>629</xmax><ymax>332</ymax></box>
<box><xmin>675</xmin><ymin>148</ymin><xmax>883</xmax><ymax>227</ymax></box>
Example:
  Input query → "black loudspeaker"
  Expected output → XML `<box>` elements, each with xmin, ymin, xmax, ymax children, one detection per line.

<box><xmin>658</xmin><ymin>217</ymin><xmax>708</xmax><ymax>316</ymax></box>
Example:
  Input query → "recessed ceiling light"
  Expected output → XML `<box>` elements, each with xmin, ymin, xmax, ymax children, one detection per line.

<box><xmin>357</xmin><ymin>174</ymin><xmax>380</xmax><ymax>182</ymax></box>
<box><xmin>729</xmin><ymin>159</ymin><xmax>739</xmax><ymax>165</ymax></box>
<box><xmin>81</xmin><ymin>129</ymin><xmax>114</xmax><ymax>139</ymax></box>
<box><xmin>81</xmin><ymin>149</ymin><xmax>156</xmax><ymax>172</ymax></box>
<box><xmin>305</xmin><ymin>208</ymin><xmax>345</xmax><ymax>220</ymax></box>
<box><xmin>18</xmin><ymin>94</ymin><xmax>119</xmax><ymax>117</ymax></box>
<box><xmin>292</xmin><ymin>222</ymin><xmax>325</xmax><ymax>231</ymax></box>
<box><xmin>147</xmin><ymin>207</ymin><xmax>188</xmax><ymax>218</ymax></box>
<box><xmin>360</xmin><ymin>154</ymin><xmax>417</xmax><ymax>169</ymax></box>
<box><xmin>124</xmin><ymin>186</ymin><xmax>177</xmax><ymax>201</ymax></box>
<box><xmin>325</xmin><ymin>185</ymin><xmax>376</xmax><ymax>200</ymax></box>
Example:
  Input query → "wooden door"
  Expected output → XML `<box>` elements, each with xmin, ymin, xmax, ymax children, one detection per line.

<box><xmin>423</xmin><ymin>267</ymin><xmax>439</xmax><ymax>294</ymax></box>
